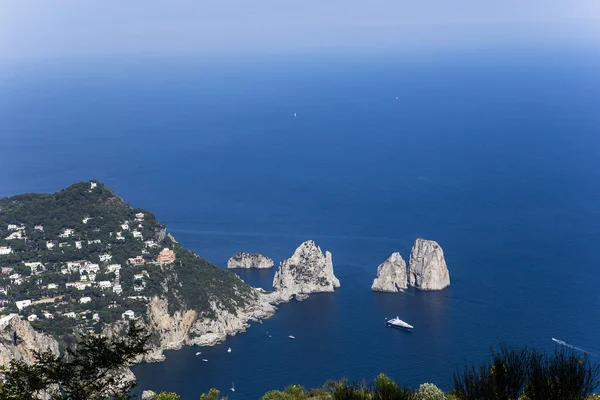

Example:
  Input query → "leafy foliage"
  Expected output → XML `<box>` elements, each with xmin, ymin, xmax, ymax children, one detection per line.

<box><xmin>153</xmin><ymin>392</ymin><xmax>180</xmax><ymax>400</ymax></box>
<box><xmin>451</xmin><ymin>344</ymin><xmax>600</xmax><ymax>400</ymax></box>
<box><xmin>415</xmin><ymin>383</ymin><xmax>445</xmax><ymax>400</ymax></box>
<box><xmin>0</xmin><ymin>321</ymin><xmax>149</xmax><ymax>399</ymax></box>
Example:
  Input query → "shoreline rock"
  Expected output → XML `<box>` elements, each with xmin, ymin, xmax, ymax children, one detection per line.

<box><xmin>227</xmin><ymin>252</ymin><xmax>274</xmax><ymax>269</ymax></box>
<box><xmin>371</xmin><ymin>252</ymin><xmax>408</xmax><ymax>292</ymax></box>
<box><xmin>273</xmin><ymin>240</ymin><xmax>340</xmax><ymax>300</ymax></box>
<box><xmin>407</xmin><ymin>238</ymin><xmax>450</xmax><ymax>290</ymax></box>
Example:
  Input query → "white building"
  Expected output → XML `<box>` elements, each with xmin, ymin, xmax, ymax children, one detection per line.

<box><xmin>144</xmin><ymin>240</ymin><xmax>158</xmax><ymax>248</ymax></box>
<box><xmin>34</xmin><ymin>225</ymin><xmax>44</xmax><ymax>231</ymax></box>
<box><xmin>0</xmin><ymin>287</ymin><xmax>7</xmax><ymax>295</ymax></box>
<box><xmin>59</xmin><ymin>228</ymin><xmax>75</xmax><ymax>238</ymax></box>
<box><xmin>122</xmin><ymin>310</ymin><xmax>135</xmax><ymax>320</ymax></box>
<box><xmin>99</xmin><ymin>254</ymin><xmax>112</xmax><ymax>262</ymax></box>
<box><xmin>47</xmin><ymin>283</ymin><xmax>58</xmax><ymax>290</ymax></box>
<box><xmin>66</xmin><ymin>261</ymin><xmax>84</xmax><ymax>271</ymax></box>
<box><xmin>5</xmin><ymin>231</ymin><xmax>24</xmax><ymax>240</ymax></box>
<box><xmin>88</xmin><ymin>239</ymin><xmax>101</xmax><ymax>245</ymax></box>
<box><xmin>15</xmin><ymin>300</ymin><xmax>31</xmax><ymax>311</ymax></box>
<box><xmin>64</xmin><ymin>312</ymin><xmax>77</xmax><ymax>319</ymax></box>
<box><xmin>98</xmin><ymin>281</ymin><xmax>112</xmax><ymax>289</ymax></box>
<box><xmin>90</xmin><ymin>182</ymin><xmax>97</xmax><ymax>189</ymax></box>
<box><xmin>79</xmin><ymin>296</ymin><xmax>92</xmax><ymax>304</ymax></box>
<box><xmin>116</xmin><ymin>232</ymin><xmax>125</xmax><ymax>240</ymax></box>
<box><xmin>113</xmin><ymin>284</ymin><xmax>123</xmax><ymax>295</ymax></box>
<box><xmin>82</xmin><ymin>217</ymin><xmax>91</xmax><ymax>224</ymax></box>
<box><xmin>66</xmin><ymin>282</ymin><xmax>92</xmax><ymax>291</ymax></box>
<box><xmin>46</xmin><ymin>241</ymin><xmax>55</xmax><ymax>250</ymax></box>
<box><xmin>133</xmin><ymin>285</ymin><xmax>144</xmax><ymax>292</ymax></box>
<box><xmin>27</xmin><ymin>314</ymin><xmax>38</xmax><ymax>322</ymax></box>
<box><xmin>0</xmin><ymin>246</ymin><xmax>12</xmax><ymax>255</ymax></box>
<box><xmin>135</xmin><ymin>212</ymin><xmax>145</xmax><ymax>220</ymax></box>
<box><xmin>43</xmin><ymin>312</ymin><xmax>54</xmax><ymax>319</ymax></box>
<box><xmin>107</xmin><ymin>264</ymin><xmax>121</xmax><ymax>273</ymax></box>
<box><xmin>7</xmin><ymin>224</ymin><xmax>19</xmax><ymax>231</ymax></box>
<box><xmin>81</xmin><ymin>263</ymin><xmax>100</xmax><ymax>273</ymax></box>
<box><xmin>24</xmin><ymin>262</ymin><xmax>45</xmax><ymax>275</ymax></box>
<box><xmin>121</xmin><ymin>223</ymin><xmax>130</xmax><ymax>230</ymax></box>
<box><xmin>59</xmin><ymin>242</ymin><xmax>71</xmax><ymax>248</ymax></box>
<box><xmin>75</xmin><ymin>241</ymin><xmax>83</xmax><ymax>249</ymax></box>
<box><xmin>92</xmin><ymin>313</ymin><xmax>100</xmax><ymax>321</ymax></box>
<box><xmin>132</xmin><ymin>231</ymin><xmax>143</xmax><ymax>239</ymax></box>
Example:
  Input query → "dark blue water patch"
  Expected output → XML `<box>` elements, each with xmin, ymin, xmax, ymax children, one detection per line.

<box><xmin>1</xmin><ymin>50</ymin><xmax>600</xmax><ymax>399</ymax></box>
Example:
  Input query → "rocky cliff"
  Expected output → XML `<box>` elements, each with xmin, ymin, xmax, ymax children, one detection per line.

<box><xmin>227</xmin><ymin>252</ymin><xmax>274</xmax><ymax>269</ymax></box>
<box><xmin>407</xmin><ymin>238</ymin><xmax>450</xmax><ymax>290</ymax></box>
<box><xmin>126</xmin><ymin>291</ymin><xmax>279</xmax><ymax>363</ymax></box>
<box><xmin>371</xmin><ymin>252</ymin><xmax>408</xmax><ymax>292</ymax></box>
<box><xmin>0</xmin><ymin>314</ymin><xmax>60</xmax><ymax>368</ymax></box>
<box><xmin>272</xmin><ymin>240</ymin><xmax>340</xmax><ymax>300</ymax></box>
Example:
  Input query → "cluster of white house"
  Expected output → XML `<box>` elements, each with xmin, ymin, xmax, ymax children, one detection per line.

<box><xmin>15</xmin><ymin>295</ymin><xmax>137</xmax><ymax>322</ymax></box>
<box><xmin>0</xmin><ymin>209</ymin><xmax>159</xmax><ymax>325</ymax></box>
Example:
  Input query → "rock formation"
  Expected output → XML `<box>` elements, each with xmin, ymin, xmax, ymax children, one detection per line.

<box><xmin>0</xmin><ymin>314</ymin><xmax>60</xmax><ymax>368</ymax></box>
<box><xmin>272</xmin><ymin>240</ymin><xmax>340</xmax><ymax>300</ymax></box>
<box><xmin>371</xmin><ymin>252</ymin><xmax>408</xmax><ymax>292</ymax></box>
<box><xmin>407</xmin><ymin>238</ymin><xmax>450</xmax><ymax>290</ymax></box>
<box><xmin>227</xmin><ymin>252</ymin><xmax>274</xmax><ymax>269</ymax></box>
<box><xmin>117</xmin><ymin>291</ymin><xmax>280</xmax><ymax>363</ymax></box>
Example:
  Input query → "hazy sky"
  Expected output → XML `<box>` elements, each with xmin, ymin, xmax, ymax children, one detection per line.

<box><xmin>1</xmin><ymin>0</ymin><xmax>599</xmax><ymax>58</ymax></box>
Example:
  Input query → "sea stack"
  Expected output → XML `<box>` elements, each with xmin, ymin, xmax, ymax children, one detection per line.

<box><xmin>371</xmin><ymin>252</ymin><xmax>408</xmax><ymax>292</ymax></box>
<box><xmin>272</xmin><ymin>240</ymin><xmax>340</xmax><ymax>299</ymax></box>
<box><xmin>227</xmin><ymin>252</ymin><xmax>274</xmax><ymax>269</ymax></box>
<box><xmin>407</xmin><ymin>238</ymin><xmax>450</xmax><ymax>290</ymax></box>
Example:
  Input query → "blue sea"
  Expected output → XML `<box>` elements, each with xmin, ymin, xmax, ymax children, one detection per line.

<box><xmin>1</xmin><ymin>48</ymin><xmax>600</xmax><ymax>399</ymax></box>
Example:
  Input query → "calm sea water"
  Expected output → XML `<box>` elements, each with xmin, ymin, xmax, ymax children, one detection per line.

<box><xmin>1</xmin><ymin>49</ymin><xmax>600</xmax><ymax>399</ymax></box>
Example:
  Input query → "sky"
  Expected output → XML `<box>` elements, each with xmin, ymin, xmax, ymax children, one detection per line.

<box><xmin>1</xmin><ymin>0</ymin><xmax>600</xmax><ymax>58</ymax></box>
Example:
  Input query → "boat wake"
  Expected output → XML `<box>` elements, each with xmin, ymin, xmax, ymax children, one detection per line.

<box><xmin>551</xmin><ymin>338</ymin><xmax>593</xmax><ymax>355</ymax></box>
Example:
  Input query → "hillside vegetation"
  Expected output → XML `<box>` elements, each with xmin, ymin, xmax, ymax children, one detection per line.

<box><xmin>0</xmin><ymin>181</ymin><xmax>254</xmax><ymax>345</ymax></box>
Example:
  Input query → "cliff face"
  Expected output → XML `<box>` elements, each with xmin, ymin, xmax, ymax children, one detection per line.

<box><xmin>371</xmin><ymin>252</ymin><xmax>408</xmax><ymax>292</ymax></box>
<box><xmin>227</xmin><ymin>252</ymin><xmax>274</xmax><ymax>269</ymax></box>
<box><xmin>407</xmin><ymin>238</ymin><xmax>450</xmax><ymax>290</ymax></box>
<box><xmin>132</xmin><ymin>292</ymin><xmax>279</xmax><ymax>362</ymax></box>
<box><xmin>272</xmin><ymin>240</ymin><xmax>340</xmax><ymax>300</ymax></box>
<box><xmin>0</xmin><ymin>314</ymin><xmax>60</xmax><ymax>368</ymax></box>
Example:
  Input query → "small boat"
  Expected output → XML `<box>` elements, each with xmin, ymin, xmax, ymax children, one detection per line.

<box><xmin>227</xmin><ymin>347</ymin><xmax>232</xmax><ymax>353</ymax></box>
<box><xmin>294</xmin><ymin>112</ymin><xmax>297</xmax><ymax>117</ymax></box>
<box><xmin>202</xmin><ymin>359</ymin><xmax>208</xmax><ymax>362</ymax></box>
<box><xmin>196</xmin><ymin>351</ymin><xmax>201</xmax><ymax>355</ymax></box>
<box><xmin>231</xmin><ymin>382</ymin><xmax>235</xmax><ymax>392</ymax></box>
<box><xmin>268</xmin><ymin>335</ymin><xmax>272</xmax><ymax>338</ymax></box>
<box><xmin>288</xmin><ymin>335</ymin><xmax>295</xmax><ymax>339</ymax></box>
<box><xmin>387</xmin><ymin>316</ymin><xmax>413</xmax><ymax>330</ymax></box>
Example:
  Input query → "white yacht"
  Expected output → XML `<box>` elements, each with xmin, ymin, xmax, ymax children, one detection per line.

<box><xmin>227</xmin><ymin>347</ymin><xmax>232</xmax><ymax>353</ymax></box>
<box><xmin>231</xmin><ymin>382</ymin><xmax>235</xmax><ymax>392</ymax></box>
<box><xmin>288</xmin><ymin>335</ymin><xmax>295</xmax><ymax>339</ymax></box>
<box><xmin>195</xmin><ymin>351</ymin><xmax>201</xmax><ymax>356</ymax></box>
<box><xmin>202</xmin><ymin>359</ymin><xmax>208</xmax><ymax>362</ymax></box>
<box><xmin>387</xmin><ymin>317</ymin><xmax>413</xmax><ymax>330</ymax></box>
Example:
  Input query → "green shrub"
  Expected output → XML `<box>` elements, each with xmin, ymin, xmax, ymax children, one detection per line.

<box><xmin>373</xmin><ymin>373</ymin><xmax>415</xmax><ymax>400</ymax></box>
<box><xmin>154</xmin><ymin>392</ymin><xmax>180</xmax><ymax>400</ymax></box>
<box><xmin>415</xmin><ymin>383</ymin><xmax>445</xmax><ymax>400</ymax></box>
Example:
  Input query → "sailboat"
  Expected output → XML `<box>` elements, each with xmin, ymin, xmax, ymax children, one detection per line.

<box><xmin>231</xmin><ymin>382</ymin><xmax>235</xmax><ymax>392</ymax></box>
